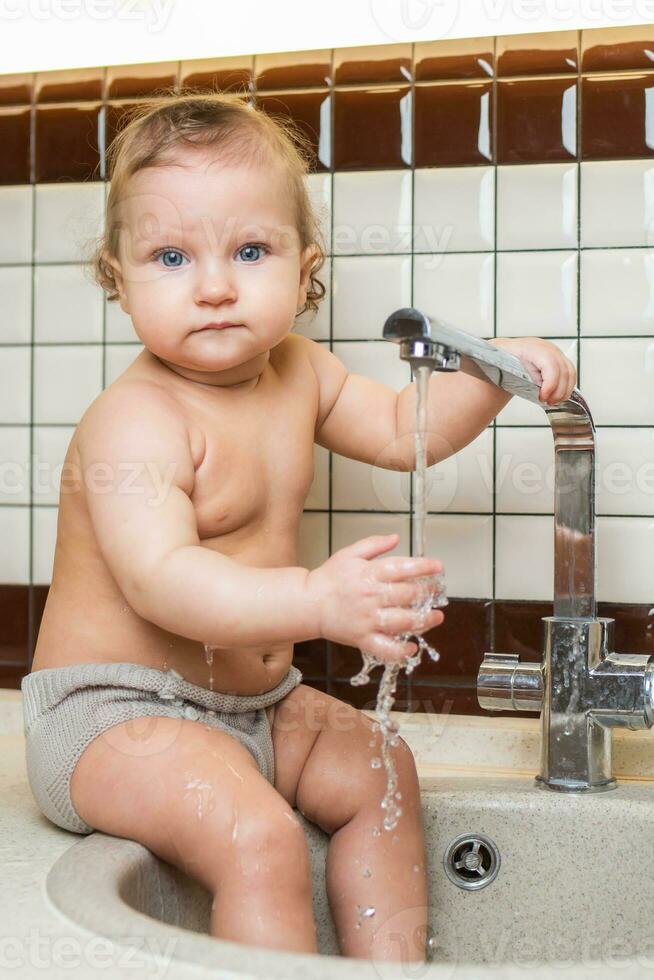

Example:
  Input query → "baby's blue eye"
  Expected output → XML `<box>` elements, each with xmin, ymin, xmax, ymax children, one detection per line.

<box><xmin>238</xmin><ymin>244</ymin><xmax>266</xmax><ymax>262</ymax></box>
<box><xmin>156</xmin><ymin>249</ymin><xmax>186</xmax><ymax>268</ymax></box>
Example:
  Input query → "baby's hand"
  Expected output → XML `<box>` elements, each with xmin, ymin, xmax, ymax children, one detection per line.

<box><xmin>491</xmin><ymin>336</ymin><xmax>577</xmax><ymax>406</ymax></box>
<box><xmin>305</xmin><ymin>533</ymin><xmax>444</xmax><ymax>663</ymax></box>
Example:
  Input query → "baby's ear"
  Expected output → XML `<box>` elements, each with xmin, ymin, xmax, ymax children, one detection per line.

<box><xmin>102</xmin><ymin>250</ymin><xmax>130</xmax><ymax>314</ymax></box>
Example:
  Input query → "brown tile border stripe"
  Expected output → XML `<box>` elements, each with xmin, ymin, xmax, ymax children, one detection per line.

<box><xmin>5</xmin><ymin>588</ymin><xmax>652</xmax><ymax>716</ymax></box>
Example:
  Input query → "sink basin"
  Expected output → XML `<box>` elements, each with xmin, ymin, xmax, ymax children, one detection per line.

<box><xmin>45</xmin><ymin>769</ymin><xmax>654</xmax><ymax>978</ymax></box>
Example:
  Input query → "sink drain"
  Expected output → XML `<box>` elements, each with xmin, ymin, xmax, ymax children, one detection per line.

<box><xmin>443</xmin><ymin>833</ymin><xmax>500</xmax><ymax>890</ymax></box>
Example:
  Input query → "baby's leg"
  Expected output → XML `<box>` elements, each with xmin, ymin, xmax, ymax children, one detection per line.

<box><xmin>270</xmin><ymin>685</ymin><xmax>429</xmax><ymax>963</ymax></box>
<box><xmin>69</xmin><ymin>714</ymin><xmax>317</xmax><ymax>953</ymax></box>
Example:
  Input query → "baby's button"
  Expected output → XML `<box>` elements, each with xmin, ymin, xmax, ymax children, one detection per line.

<box><xmin>184</xmin><ymin>705</ymin><xmax>200</xmax><ymax>721</ymax></box>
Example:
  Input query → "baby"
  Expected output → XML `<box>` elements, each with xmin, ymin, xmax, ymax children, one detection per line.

<box><xmin>21</xmin><ymin>92</ymin><xmax>576</xmax><ymax>964</ymax></box>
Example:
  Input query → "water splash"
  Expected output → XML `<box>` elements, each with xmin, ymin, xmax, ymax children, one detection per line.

<box><xmin>351</xmin><ymin>365</ymin><xmax>448</xmax><ymax>833</ymax></box>
<box><xmin>203</xmin><ymin>643</ymin><xmax>215</xmax><ymax>692</ymax></box>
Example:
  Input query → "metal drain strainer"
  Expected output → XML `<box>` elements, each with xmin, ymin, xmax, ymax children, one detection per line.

<box><xmin>443</xmin><ymin>832</ymin><xmax>500</xmax><ymax>890</ymax></box>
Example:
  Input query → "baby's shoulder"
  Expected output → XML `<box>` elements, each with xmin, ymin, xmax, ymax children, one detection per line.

<box><xmin>75</xmin><ymin>378</ymin><xmax>192</xmax><ymax>456</ymax></box>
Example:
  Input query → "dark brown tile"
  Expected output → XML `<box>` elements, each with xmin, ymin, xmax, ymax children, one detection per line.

<box><xmin>0</xmin><ymin>108</ymin><xmax>31</xmax><ymax>184</ymax></box>
<box><xmin>334</xmin><ymin>44</ymin><xmax>411</xmax><ymax>85</ymax></box>
<box><xmin>409</xmin><ymin>679</ymin><xmax>539</xmax><ymax>717</ymax></box>
<box><xmin>581</xmin><ymin>25</ymin><xmax>654</xmax><ymax>73</ymax></box>
<box><xmin>105</xmin><ymin>101</ymin><xmax>147</xmax><ymax>162</ymax></box>
<box><xmin>497</xmin><ymin>30</ymin><xmax>579</xmax><ymax>77</ymax></box>
<box><xmin>180</xmin><ymin>56</ymin><xmax>254</xmax><ymax>94</ymax></box>
<box><xmin>330</xmin><ymin>678</ymin><xmax>411</xmax><ymax>712</ymax></box>
<box><xmin>0</xmin><ymin>73</ymin><xmax>33</xmax><ymax>106</ymax></box>
<box><xmin>35</xmin><ymin>67</ymin><xmax>103</xmax><ymax>104</ymax></box>
<box><xmin>256</xmin><ymin>90</ymin><xmax>331</xmax><ymax>171</ymax></box>
<box><xmin>415</xmin><ymin>80</ymin><xmax>493</xmax><ymax>167</ymax></box>
<box><xmin>293</xmin><ymin>637</ymin><xmax>328</xmax><ymax>676</ymax></box>
<box><xmin>597</xmin><ymin>602</ymin><xmax>654</xmax><ymax>655</ymax></box>
<box><xmin>582</xmin><ymin>72</ymin><xmax>654</xmax><ymax>160</ymax></box>
<box><xmin>35</xmin><ymin>103</ymin><xmax>102</xmax><ymax>182</ymax></box>
<box><xmin>106</xmin><ymin>63</ymin><xmax>177</xmax><ymax>99</ymax></box>
<box><xmin>494</xmin><ymin>600</ymin><xmax>552</xmax><ymax>660</ymax></box>
<box><xmin>411</xmin><ymin>598</ymin><xmax>492</xmax><ymax>678</ymax></box>
<box><xmin>0</xmin><ymin>664</ymin><xmax>29</xmax><ymax>690</ymax></box>
<box><xmin>497</xmin><ymin>77</ymin><xmax>577</xmax><ymax>163</ymax></box>
<box><xmin>0</xmin><ymin>586</ymin><xmax>29</xmax><ymax>664</ymax></box>
<box><xmin>255</xmin><ymin>49</ymin><xmax>331</xmax><ymax>90</ymax></box>
<box><xmin>415</xmin><ymin>38</ymin><xmax>494</xmax><ymax>81</ymax></box>
<box><xmin>30</xmin><ymin>585</ymin><xmax>49</xmax><ymax>663</ymax></box>
<box><xmin>330</xmin><ymin>641</ymin><xmax>369</xmax><ymax>679</ymax></box>
<box><xmin>334</xmin><ymin>85</ymin><xmax>411</xmax><ymax>169</ymax></box>
<box><xmin>301</xmin><ymin>677</ymin><xmax>328</xmax><ymax>694</ymax></box>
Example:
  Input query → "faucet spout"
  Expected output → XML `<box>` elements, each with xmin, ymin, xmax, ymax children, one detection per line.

<box><xmin>383</xmin><ymin>306</ymin><xmax>597</xmax><ymax>618</ymax></box>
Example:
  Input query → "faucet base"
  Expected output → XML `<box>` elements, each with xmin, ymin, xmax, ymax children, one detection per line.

<box><xmin>534</xmin><ymin>774</ymin><xmax>617</xmax><ymax>794</ymax></box>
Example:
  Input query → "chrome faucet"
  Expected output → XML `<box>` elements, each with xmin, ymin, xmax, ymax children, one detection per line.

<box><xmin>383</xmin><ymin>306</ymin><xmax>654</xmax><ymax>793</ymax></box>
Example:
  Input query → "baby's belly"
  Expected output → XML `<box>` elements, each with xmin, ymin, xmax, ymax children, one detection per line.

<box><xmin>32</xmin><ymin>588</ymin><xmax>295</xmax><ymax>696</ymax></box>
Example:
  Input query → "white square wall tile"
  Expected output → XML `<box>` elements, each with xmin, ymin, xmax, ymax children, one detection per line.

<box><xmin>495</xmin><ymin>515</ymin><xmax>552</xmax><ymax>600</ymax></box>
<box><xmin>34</xmin><ymin>182</ymin><xmax>104</xmax><ymax>263</ymax></box>
<box><xmin>497</xmin><ymin>163</ymin><xmax>578</xmax><ymax>250</ymax></box>
<box><xmin>596</xmin><ymin>428</ymin><xmax>654</xmax><ymax>516</ymax></box>
<box><xmin>305</xmin><ymin>443</ymin><xmax>329</xmax><ymax>510</ymax></box>
<box><xmin>104</xmin><ymin>344</ymin><xmax>142</xmax><ymax>386</ymax></box>
<box><xmin>597</xmin><ymin>516</ymin><xmax>654</xmax><ymax>603</ymax></box>
<box><xmin>497</xmin><ymin>251</ymin><xmax>577</xmax><ymax>337</ymax></box>
<box><xmin>332</xmin><ymin>171</ymin><xmax>412</xmax><ymax>255</ymax></box>
<box><xmin>0</xmin><ymin>505</ymin><xmax>30</xmax><ymax>584</ymax></box>
<box><xmin>581</xmin><ymin>160</ymin><xmax>654</xmax><ymax>247</ymax></box>
<box><xmin>105</xmin><ymin>296</ymin><xmax>139</xmax><ymax>343</ymax></box>
<box><xmin>34</xmin><ymin>264</ymin><xmax>103</xmax><ymax>343</ymax></box>
<box><xmin>0</xmin><ymin>346</ymin><xmax>31</xmax><ymax>423</ymax></box>
<box><xmin>0</xmin><ymin>186</ymin><xmax>32</xmax><ymax>264</ymax></box>
<box><xmin>333</xmin><ymin>255</ymin><xmax>411</xmax><ymax>340</ymax></box>
<box><xmin>0</xmin><ymin>265</ymin><xmax>32</xmax><ymax>343</ymax></box>
<box><xmin>495</xmin><ymin>427</ymin><xmax>555</xmax><ymax>514</ymax></box>
<box><xmin>32</xmin><ymin>505</ymin><xmax>58</xmax><ymax>586</ymax></box>
<box><xmin>497</xmin><ymin>338</ymin><xmax>578</xmax><ymax>425</ymax></box>
<box><xmin>580</xmin><ymin>249</ymin><xmax>654</xmax><ymax>336</ymax></box>
<box><xmin>423</xmin><ymin>515</ymin><xmax>493</xmax><ymax>598</ymax></box>
<box><xmin>580</xmin><ymin>338</ymin><xmax>654</xmax><ymax>425</ymax></box>
<box><xmin>295</xmin><ymin>255</ymin><xmax>330</xmax><ymax>342</ymax></box>
<box><xmin>413</xmin><ymin>252</ymin><xmax>494</xmax><ymax>339</ymax></box>
<box><xmin>413</xmin><ymin>166</ymin><xmax>494</xmax><ymax>252</ymax></box>
<box><xmin>33</xmin><ymin>345</ymin><xmax>103</xmax><ymax>424</ymax></box>
<box><xmin>0</xmin><ymin>427</ymin><xmax>30</xmax><ymax>505</ymax></box>
<box><xmin>331</xmin><ymin>512</ymin><xmax>410</xmax><ymax>556</ymax></box>
<box><xmin>332</xmin><ymin>340</ymin><xmax>412</xmax><ymax>393</ymax></box>
<box><xmin>297</xmin><ymin>512</ymin><xmax>330</xmax><ymax>570</ymax></box>
<box><xmin>32</xmin><ymin>426</ymin><xmax>75</xmax><ymax>505</ymax></box>
<box><xmin>332</xmin><ymin>454</ymin><xmax>409</xmax><ymax>511</ymax></box>
<box><xmin>305</xmin><ymin>171</ymin><xmax>332</xmax><ymax>254</ymax></box>
<box><xmin>426</xmin><ymin>429</ymin><xmax>494</xmax><ymax>513</ymax></box>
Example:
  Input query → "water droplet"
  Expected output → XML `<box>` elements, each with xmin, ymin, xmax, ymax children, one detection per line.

<box><xmin>413</xmin><ymin>864</ymin><xmax>421</xmax><ymax>872</ymax></box>
<box><xmin>370</xmin><ymin>757</ymin><xmax>381</xmax><ymax>769</ymax></box>
<box><xmin>372</xmin><ymin>826</ymin><xmax>381</xmax><ymax>838</ymax></box>
<box><xmin>395</xmin><ymin>791</ymin><xmax>402</xmax><ymax>800</ymax></box>
<box><xmin>362</xmin><ymin>867</ymin><xmax>372</xmax><ymax>878</ymax></box>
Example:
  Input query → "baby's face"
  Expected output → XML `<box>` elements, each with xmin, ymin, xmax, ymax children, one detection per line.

<box><xmin>107</xmin><ymin>146</ymin><xmax>317</xmax><ymax>382</ymax></box>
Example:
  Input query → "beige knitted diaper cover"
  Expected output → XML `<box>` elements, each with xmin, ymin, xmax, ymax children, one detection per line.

<box><xmin>20</xmin><ymin>660</ymin><xmax>303</xmax><ymax>835</ymax></box>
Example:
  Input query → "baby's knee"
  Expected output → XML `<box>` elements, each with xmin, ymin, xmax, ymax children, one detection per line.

<box><xmin>231</xmin><ymin>800</ymin><xmax>310</xmax><ymax>878</ymax></box>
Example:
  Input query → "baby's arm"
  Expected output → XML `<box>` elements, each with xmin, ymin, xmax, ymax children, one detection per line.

<box><xmin>304</xmin><ymin>334</ymin><xmax>576</xmax><ymax>470</ymax></box>
<box><xmin>76</xmin><ymin>382</ymin><xmax>318</xmax><ymax>648</ymax></box>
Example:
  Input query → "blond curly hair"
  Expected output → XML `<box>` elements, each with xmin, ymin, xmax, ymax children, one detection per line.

<box><xmin>86</xmin><ymin>86</ymin><xmax>327</xmax><ymax>317</ymax></box>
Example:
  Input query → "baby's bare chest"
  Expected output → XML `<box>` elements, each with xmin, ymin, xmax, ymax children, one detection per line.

<box><xmin>188</xmin><ymin>381</ymin><xmax>318</xmax><ymax>543</ymax></box>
